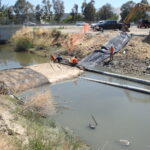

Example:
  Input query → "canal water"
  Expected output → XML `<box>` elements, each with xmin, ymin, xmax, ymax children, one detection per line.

<box><xmin>0</xmin><ymin>46</ymin><xmax>48</xmax><ymax>70</ymax></box>
<box><xmin>1</xmin><ymin>46</ymin><xmax>150</xmax><ymax>150</ymax></box>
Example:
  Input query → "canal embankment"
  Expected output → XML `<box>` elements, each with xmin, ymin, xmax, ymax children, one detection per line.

<box><xmin>0</xmin><ymin>62</ymin><xmax>83</xmax><ymax>94</ymax></box>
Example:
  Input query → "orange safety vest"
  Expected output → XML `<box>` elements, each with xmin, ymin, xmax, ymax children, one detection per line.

<box><xmin>70</xmin><ymin>57</ymin><xmax>78</xmax><ymax>64</ymax></box>
<box><xmin>50</xmin><ymin>55</ymin><xmax>56</xmax><ymax>61</ymax></box>
<box><xmin>110</xmin><ymin>47</ymin><xmax>114</xmax><ymax>54</ymax></box>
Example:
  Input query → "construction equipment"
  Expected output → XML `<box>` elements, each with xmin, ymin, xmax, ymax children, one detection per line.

<box><xmin>122</xmin><ymin>3</ymin><xmax>150</xmax><ymax>32</ymax></box>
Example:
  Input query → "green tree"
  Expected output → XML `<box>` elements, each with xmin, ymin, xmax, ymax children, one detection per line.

<box><xmin>52</xmin><ymin>0</ymin><xmax>64</xmax><ymax>22</ymax></box>
<box><xmin>35</xmin><ymin>5</ymin><xmax>42</xmax><ymax>23</ymax></box>
<box><xmin>134</xmin><ymin>0</ymin><xmax>149</xmax><ymax>22</ymax></box>
<box><xmin>83</xmin><ymin>0</ymin><xmax>96</xmax><ymax>21</ymax></box>
<box><xmin>81</xmin><ymin>0</ymin><xmax>87</xmax><ymax>15</ymax></box>
<box><xmin>41</xmin><ymin>0</ymin><xmax>53</xmax><ymax>23</ymax></box>
<box><xmin>13</xmin><ymin>0</ymin><xmax>34</xmax><ymax>24</ymax></box>
<box><xmin>70</xmin><ymin>4</ymin><xmax>79</xmax><ymax>22</ymax></box>
<box><xmin>0</xmin><ymin>1</ymin><xmax>14</xmax><ymax>24</ymax></box>
<box><xmin>120</xmin><ymin>1</ymin><xmax>136</xmax><ymax>22</ymax></box>
<box><xmin>96</xmin><ymin>3</ymin><xmax>118</xmax><ymax>20</ymax></box>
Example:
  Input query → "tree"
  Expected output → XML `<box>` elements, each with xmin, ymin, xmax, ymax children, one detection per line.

<box><xmin>41</xmin><ymin>0</ymin><xmax>53</xmax><ymax>23</ymax></box>
<box><xmin>141</xmin><ymin>0</ymin><xmax>149</xmax><ymax>4</ymax></box>
<box><xmin>83</xmin><ymin>0</ymin><xmax>96</xmax><ymax>21</ymax></box>
<box><xmin>120</xmin><ymin>1</ymin><xmax>136</xmax><ymax>21</ymax></box>
<box><xmin>0</xmin><ymin>1</ymin><xmax>14</xmax><ymax>24</ymax></box>
<box><xmin>52</xmin><ymin>0</ymin><xmax>64</xmax><ymax>22</ymax></box>
<box><xmin>81</xmin><ymin>0</ymin><xmax>87</xmax><ymax>15</ymax></box>
<box><xmin>96</xmin><ymin>3</ymin><xmax>118</xmax><ymax>20</ymax></box>
<box><xmin>13</xmin><ymin>0</ymin><xmax>34</xmax><ymax>24</ymax></box>
<box><xmin>35</xmin><ymin>5</ymin><xmax>42</xmax><ymax>23</ymax></box>
<box><xmin>134</xmin><ymin>0</ymin><xmax>149</xmax><ymax>22</ymax></box>
<box><xmin>70</xmin><ymin>4</ymin><xmax>79</xmax><ymax>22</ymax></box>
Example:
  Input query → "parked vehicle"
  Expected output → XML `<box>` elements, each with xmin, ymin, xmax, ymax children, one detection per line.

<box><xmin>92</xmin><ymin>20</ymin><xmax>122</xmax><ymax>31</ymax></box>
<box><xmin>24</xmin><ymin>22</ymin><xmax>36</xmax><ymax>26</ymax></box>
<box><xmin>137</xmin><ymin>19</ymin><xmax>150</xmax><ymax>28</ymax></box>
<box><xmin>91</xmin><ymin>20</ymin><xmax>105</xmax><ymax>28</ymax></box>
<box><xmin>75</xmin><ymin>21</ymin><xmax>87</xmax><ymax>26</ymax></box>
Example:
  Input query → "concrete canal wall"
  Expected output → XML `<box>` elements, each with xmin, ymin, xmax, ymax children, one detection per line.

<box><xmin>0</xmin><ymin>25</ymin><xmax>22</xmax><ymax>43</ymax></box>
<box><xmin>0</xmin><ymin>62</ymin><xmax>83</xmax><ymax>94</ymax></box>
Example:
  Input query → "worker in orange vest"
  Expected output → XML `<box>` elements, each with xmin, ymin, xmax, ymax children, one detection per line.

<box><xmin>110</xmin><ymin>46</ymin><xmax>115</xmax><ymax>61</ymax></box>
<box><xmin>50</xmin><ymin>55</ymin><xmax>56</xmax><ymax>62</ymax></box>
<box><xmin>69</xmin><ymin>56</ymin><xmax>78</xmax><ymax>66</ymax></box>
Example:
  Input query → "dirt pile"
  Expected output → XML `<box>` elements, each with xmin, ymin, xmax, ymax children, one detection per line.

<box><xmin>59</xmin><ymin>31</ymin><xmax>119</xmax><ymax>58</ymax></box>
<box><xmin>104</xmin><ymin>36</ymin><xmax>150</xmax><ymax>76</ymax></box>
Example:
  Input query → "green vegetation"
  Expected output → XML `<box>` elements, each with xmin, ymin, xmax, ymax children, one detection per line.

<box><xmin>14</xmin><ymin>37</ymin><xmax>33</xmax><ymax>52</ymax></box>
<box><xmin>10</xmin><ymin>27</ymin><xmax>68</xmax><ymax>53</ymax></box>
<box><xmin>0</xmin><ymin>0</ymin><xmax>149</xmax><ymax>25</ymax></box>
<box><xmin>0</xmin><ymin>94</ymin><xmax>89</xmax><ymax>150</ymax></box>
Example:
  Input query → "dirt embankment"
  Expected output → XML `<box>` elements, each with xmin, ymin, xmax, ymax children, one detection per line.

<box><xmin>0</xmin><ymin>93</ymin><xmax>89</xmax><ymax>150</ymax></box>
<box><xmin>10</xmin><ymin>26</ymin><xmax>150</xmax><ymax>77</ymax></box>
<box><xmin>0</xmin><ymin>62</ymin><xmax>83</xmax><ymax>93</ymax></box>
<box><xmin>102</xmin><ymin>35</ymin><xmax>150</xmax><ymax>77</ymax></box>
<box><xmin>58</xmin><ymin>31</ymin><xmax>119</xmax><ymax>58</ymax></box>
<box><xmin>60</xmin><ymin>28</ymin><xmax>150</xmax><ymax>78</ymax></box>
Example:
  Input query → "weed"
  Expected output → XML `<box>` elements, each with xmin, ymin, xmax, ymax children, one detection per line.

<box><xmin>23</xmin><ymin>134</ymin><xmax>52</xmax><ymax>150</ymax></box>
<box><xmin>14</xmin><ymin>37</ymin><xmax>33</xmax><ymax>51</ymax></box>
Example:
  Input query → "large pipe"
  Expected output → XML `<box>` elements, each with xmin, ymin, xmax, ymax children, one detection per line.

<box><xmin>80</xmin><ymin>77</ymin><xmax>150</xmax><ymax>95</ymax></box>
<box><xmin>84</xmin><ymin>68</ymin><xmax>150</xmax><ymax>85</ymax></box>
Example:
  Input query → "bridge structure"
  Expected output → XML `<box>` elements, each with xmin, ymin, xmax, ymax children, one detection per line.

<box><xmin>0</xmin><ymin>25</ymin><xmax>22</xmax><ymax>43</ymax></box>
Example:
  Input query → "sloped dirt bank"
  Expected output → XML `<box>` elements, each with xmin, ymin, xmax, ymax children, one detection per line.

<box><xmin>0</xmin><ymin>63</ymin><xmax>83</xmax><ymax>93</ymax></box>
<box><xmin>100</xmin><ymin>35</ymin><xmax>150</xmax><ymax>78</ymax></box>
<box><xmin>0</xmin><ymin>94</ymin><xmax>89</xmax><ymax>150</ymax></box>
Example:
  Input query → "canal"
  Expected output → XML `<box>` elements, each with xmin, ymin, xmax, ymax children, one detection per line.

<box><xmin>1</xmin><ymin>46</ymin><xmax>150</xmax><ymax>150</ymax></box>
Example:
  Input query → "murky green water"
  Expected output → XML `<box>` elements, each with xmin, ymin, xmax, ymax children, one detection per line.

<box><xmin>1</xmin><ymin>46</ymin><xmax>150</xmax><ymax>150</ymax></box>
<box><xmin>50</xmin><ymin>77</ymin><xmax>150</xmax><ymax>150</ymax></box>
<box><xmin>19</xmin><ymin>73</ymin><xmax>150</xmax><ymax>150</ymax></box>
<box><xmin>0</xmin><ymin>45</ymin><xmax>48</xmax><ymax>70</ymax></box>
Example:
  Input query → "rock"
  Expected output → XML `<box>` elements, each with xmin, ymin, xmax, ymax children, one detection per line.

<box><xmin>119</xmin><ymin>139</ymin><xmax>130</xmax><ymax>146</ymax></box>
<box><xmin>88</xmin><ymin>123</ymin><xmax>96</xmax><ymax>129</ymax></box>
<box><xmin>147</xmin><ymin>66</ymin><xmax>150</xmax><ymax>70</ymax></box>
<box><xmin>7</xmin><ymin>129</ymin><xmax>14</xmax><ymax>135</ymax></box>
<box><xmin>111</xmin><ymin>61</ymin><xmax>119</xmax><ymax>66</ymax></box>
<box><xmin>9</xmin><ymin>95</ymin><xmax>14</xmax><ymax>99</ymax></box>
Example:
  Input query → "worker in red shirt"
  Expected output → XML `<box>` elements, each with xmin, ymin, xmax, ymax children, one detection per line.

<box><xmin>69</xmin><ymin>56</ymin><xmax>78</xmax><ymax>66</ymax></box>
<box><xmin>110</xmin><ymin>46</ymin><xmax>115</xmax><ymax>61</ymax></box>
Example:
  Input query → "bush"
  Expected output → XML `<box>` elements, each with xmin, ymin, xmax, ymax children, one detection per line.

<box><xmin>15</xmin><ymin>37</ymin><xmax>33</xmax><ymax>52</ymax></box>
<box><xmin>51</xmin><ymin>29</ymin><xmax>61</xmax><ymax>39</ymax></box>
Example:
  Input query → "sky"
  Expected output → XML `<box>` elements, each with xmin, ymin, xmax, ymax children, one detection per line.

<box><xmin>2</xmin><ymin>0</ymin><xmax>150</xmax><ymax>13</ymax></box>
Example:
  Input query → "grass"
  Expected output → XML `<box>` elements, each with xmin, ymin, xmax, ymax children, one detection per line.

<box><xmin>10</xmin><ymin>27</ymin><xmax>68</xmax><ymax>52</ymax></box>
<box><xmin>4</xmin><ymin>92</ymin><xmax>90</xmax><ymax>150</ymax></box>
<box><xmin>0</xmin><ymin>134</ymin><xmax>18</xmax><ymax>150</ymax></box>
<box><xmin>14</xmin><ymin>37</ymin><xmax>33</xmax><ymax>51</ymax></box>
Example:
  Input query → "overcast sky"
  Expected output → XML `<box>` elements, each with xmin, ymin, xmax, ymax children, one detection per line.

<box><xmin>2</xmin><ymin>0</ymin><xmax>150</xmax><ymax>13</ymax></box>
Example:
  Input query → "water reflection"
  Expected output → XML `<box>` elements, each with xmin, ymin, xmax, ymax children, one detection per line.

<box><xmin>0</xmin><ymin>45</ymin><xmax>48</xmax><ymax>70</ymax></box>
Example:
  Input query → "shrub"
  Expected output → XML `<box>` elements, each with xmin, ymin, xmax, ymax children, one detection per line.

<box><xmin>14</xmin><ymin>37</ymin><xmax>33</xmax><ymax>52</ymax></box>
<box><xmin>51</xmin><ymin>29</ymin><xmax>61</xmax><ymax>39</ymax></box>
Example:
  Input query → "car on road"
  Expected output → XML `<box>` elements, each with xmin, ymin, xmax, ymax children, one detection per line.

<box><xmin>75</xmin><ymin>21</ymin><xmax>87</xmax><ymax>26</ymax></box>
<box><xmin>91</xmin><ymin>20</ymin><xmax>105</xmax><ymax>28</ymax></box>
<box><xmin>92</xmin><ymin>20</ymin><xmax>123</xmax><ymax>31</ymax></box>
<box><xmin>24</xmin><ymin>22</ymin><xmax>36</xmax><ymax>26</ymax></box>
<box><xmin>137</xmin><ymin>19</ymin><xmax>150</xmax><ymax>28</ymax></box>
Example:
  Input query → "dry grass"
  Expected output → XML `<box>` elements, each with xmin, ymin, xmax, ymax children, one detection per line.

<box><xmin>24</xmin><ymin>91</ymin><xmax>55</xmax><ymax>116</ymax></box>
<box><xmin>10</xmin><ymin>27</ymin><xmax>68</xmax><ymax>51</ymax></box>
<box><xmin>0</xmin><ymin>134</ymin><xmax>18</xmax><ymax>150</ymax></box>
<box><xmin>116</xmin><ymin>36</ymin><xmax>150</xmax><ymax>60</ymax></box>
